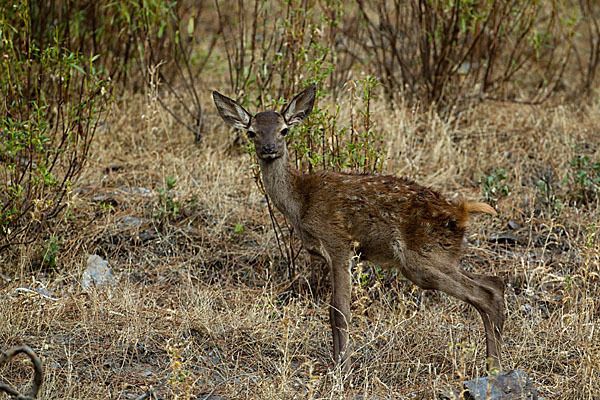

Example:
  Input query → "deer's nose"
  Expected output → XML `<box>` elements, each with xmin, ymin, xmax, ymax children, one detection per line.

<box><xmin>262</xmin><ymin>144</ymin><xmax>276</xmax><ymax>153</ymax></box>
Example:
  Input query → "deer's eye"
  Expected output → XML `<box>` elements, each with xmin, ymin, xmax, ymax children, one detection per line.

<box><xmin>281</xmin><ymin>128</ymin><xmax>289</xmax><ymax>136</ymax></box>
<box><xmin>247</xmin><ymin>130</ymin><xmax>256</xmax><ymax>138</ymax></box>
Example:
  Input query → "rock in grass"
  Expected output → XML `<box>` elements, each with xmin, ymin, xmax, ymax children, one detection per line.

<box><xmin>115</xmin><ymin>215</ymin><xmax>145</xmax><ymax>229</ymax></box>
<box><xmin>463</xmin><ymin>369</ymin><xmax>539</xmax><ymax>400</ymax></box>
<box><xmin>488</xmin><ymin>231</ymin><xmax>520</xmax><ymax>245</ymax></box>
<box><xmin>82</xmin><ymin>255</ymin><xmax>118</xmax><ymax>290</ymax></box>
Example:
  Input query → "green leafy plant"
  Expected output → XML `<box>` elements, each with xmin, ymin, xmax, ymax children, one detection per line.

<box><xmin>564</xmin><ymin>155</ymin><xmax>600</xmax><ymax>206</ymax></box>
<box><xmin>0</xmin><ymin>2</ymin><xmax>111</xmax><ymax>253</ymax></box>
<box><xmin>480</xmin><ymin>168</ymin><xmax>511</xmax><ymax>203</ymax></box>
<box><xmin>154</xmin><ymin>176</ymin><xmax>181</xmax><ymax>221</ymax></box>
<box><xmin>233</xmin><ymin>223</ymin><xmax>245</xmax><ymax>235</ymax></box>
<box><xmin>291</xmin><ymin>76</ymin><xmax>386</xmax><ymax>175</ymax></box>
<box><xmin>41</xmin><ymin>236</ymin><xmax>61</xmax><ymax>269</ymax></box>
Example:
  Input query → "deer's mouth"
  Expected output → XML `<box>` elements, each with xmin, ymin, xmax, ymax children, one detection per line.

<box><xmin>258</xmin><ymin>152</ymin><xmax>282</xmax><ymax>160</ymax></box>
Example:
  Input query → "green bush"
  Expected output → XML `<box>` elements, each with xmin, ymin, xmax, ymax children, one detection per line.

<box><xmin>291</xmin><ymin>76</ymin><xmax>386</xmax><ymax>175</ymax></box>
<box><xmin>0</xmin><ymin>2</ymin><xmax>111</xmax><ymax>252</ymax></box>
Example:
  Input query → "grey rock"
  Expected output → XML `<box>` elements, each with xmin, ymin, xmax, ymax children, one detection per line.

<box><xmin>115</xmin><ymin>216</ymin><xmax>146</xmax><ymax>229</ymax></box>
<box><xmin>508</xmin><ymin>221</ymin><xmax>521</xmax><ymax>230</ymax></box>
<box><xmin>33</xmin><ymin>287</ymin><xmax>57</xmax><ymax>299</ymax></box>
<box><xmin>488</xmin><ymin>231</ymin><xmax>519</xmax><ymax>245</ymax></box>
<box><xmin>91</xmin><ymin>194</ymin><xmax>117</xmax><ymax>206</ymax></box>
<box><xmin>118</xmin><ymin>187</ymin><xmax>153</xmax><ymax>197</ymax></box>
<box><xmin>463</xmin><ymin>369</ymin><xmax>538</xmax><ymax>400</ymax></box>
<box><xmin>82</xmin><ymin>255</ymin><xmax>118</xmax><ymax>290</ymax></box>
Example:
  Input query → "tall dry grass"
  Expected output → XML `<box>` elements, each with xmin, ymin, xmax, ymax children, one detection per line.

<box><xmin>1</xmin><ymin>85</ymin><xmax>598</xmax><ymax>398</ymax></box>
<box><xmin>1</xmin><ymin>1</ymin><xmax>599</xmax><ymax>399</ymax></box>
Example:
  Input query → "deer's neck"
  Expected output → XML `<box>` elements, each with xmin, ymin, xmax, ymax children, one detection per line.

<box><xmin>259</xmin><ymin>151</ymin><xmax>301</xmax><ymax>225</ymax></box>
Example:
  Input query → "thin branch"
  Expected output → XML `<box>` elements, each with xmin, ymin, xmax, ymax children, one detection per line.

<box><xmin>0</xmin><ymin>345</ymin><xmax>43</xmax><ymax>400</ymax></box>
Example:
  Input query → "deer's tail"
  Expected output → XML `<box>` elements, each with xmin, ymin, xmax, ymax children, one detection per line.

<box><xmin>457</xmin><ymin>200</ymin><xmax>496</xmax><ymax>228</ymax></box>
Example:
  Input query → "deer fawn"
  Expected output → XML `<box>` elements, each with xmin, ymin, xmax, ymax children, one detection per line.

<box><xmin>213</xmin><ymin>84</ymin><xmax>505</xmax><ymax>372</ymax></box>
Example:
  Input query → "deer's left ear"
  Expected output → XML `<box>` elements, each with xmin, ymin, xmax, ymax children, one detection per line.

<box><xmin>282</xmin><ymin>84</ymin><xmax>316</xmax><ymax>127</ymax></box>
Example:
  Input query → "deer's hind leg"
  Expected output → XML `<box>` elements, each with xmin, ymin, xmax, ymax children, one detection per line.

<box><xmin>468</xmin><ymin>272</ymin><xmax>505</xmax><ymax>369</ymax></box>
<box><xmin>396</xmin><ymin>248</ymin><xmax>505</xmax><ymax>369</ymax></box>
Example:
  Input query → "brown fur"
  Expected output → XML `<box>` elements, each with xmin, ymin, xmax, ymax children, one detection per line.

<box><xmin>213</xmin><ymin>85</ymin><xmax>505</xmax><ymax>373</ymax></box>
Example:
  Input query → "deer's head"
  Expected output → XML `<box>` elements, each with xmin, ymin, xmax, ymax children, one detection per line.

<box><xmin>213</xmin><ymin>85</ymin><xmax>316</xmax><ymax>161</ymax></box>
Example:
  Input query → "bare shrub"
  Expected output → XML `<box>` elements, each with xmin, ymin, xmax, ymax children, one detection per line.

<box><xmin>356</xmin><ymin>0</ymin><xmax>574</xmax><ymax>113</ymax></box>
<box><xmin>572</xmin><ymin>0</ymin><xmax>600</xmax><ymax>93</ymax></box>
<box><xmin>137</xmin><ymin>1</ymin><xmax>219</xmax><ymax>143</ymax></box>
<box><xmin>215</xmin><ymin>0</ymin><xmax>342</xmax><ymax>107</ymax></box>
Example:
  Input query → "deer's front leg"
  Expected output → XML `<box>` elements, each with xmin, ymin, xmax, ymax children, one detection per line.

<box><xmin>328</xmin><ymin>255</ymin><xmax>352</xmax><ymax>371</ymax></box>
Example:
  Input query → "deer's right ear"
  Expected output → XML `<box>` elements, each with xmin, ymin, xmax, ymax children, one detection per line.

<box><xmin>212</xmin><ymin>91</ymin><xmax>252</xmax><ymax>130</ymax></box>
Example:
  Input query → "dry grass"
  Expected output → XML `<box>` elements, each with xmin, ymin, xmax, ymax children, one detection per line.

<box><xmin>0</xmin><ymin>81</ymin><xmax>599</xmax><ymax>399</ymax></box>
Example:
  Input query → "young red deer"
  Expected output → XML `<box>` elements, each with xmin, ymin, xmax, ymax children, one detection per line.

<box><xmin>213</xmin><ymin>84</ymin><xmax>505</xmax><ymax>371</ymax></box>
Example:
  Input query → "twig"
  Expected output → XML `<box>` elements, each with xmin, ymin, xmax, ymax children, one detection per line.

<box><xmin>0</xmin><ymin>345</ymin><xmax>43</xmax><ymax>400</ymax></box>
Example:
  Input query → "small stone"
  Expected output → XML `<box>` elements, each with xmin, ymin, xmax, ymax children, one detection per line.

<box><xmin>488</xmin><ymin>231</ymin><xmax>519</xmax><ymax>245</ymax></box>
<box><xmin>508</xmin><ymin>221</ymin><xmax>521</xmax><ymax>230</ymax></box>
<box><xmin>82</xmin><ymin>255</ymin><xmax>118</xmax><ymax>290</ymax></box>
<box><xmin>115</xmin><ymin>216</ymin><xmax>145</xmax><ymax>229</ymax></box>
<box><xmin>118</xmin><ymin>187</ymin><xmax>153</xmax><ymax>197</ymax></box>
<box><xmin>34</xmin><ymin>287</ymin><xmax>57</xmax><ymax>299</ymax></box>
<box><xmin>463</xmin><ymin>369</ymin><xmax>538</xmax><ymax>400</ymax></box>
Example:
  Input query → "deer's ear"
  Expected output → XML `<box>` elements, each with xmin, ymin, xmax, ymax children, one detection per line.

<box><xmin>282</xmin><ymin>84</ymin><xmax>316</xmax><ymax>127</ymax></box>
<box><xmin>213</xmin><ymin>91</ymin><xmax>252</xmax><ymax>130</ymax></box>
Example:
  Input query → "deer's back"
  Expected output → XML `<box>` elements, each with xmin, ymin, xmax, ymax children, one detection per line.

<box><xmin>292</xmin><ymin>171</ymin><xmax>468</xmax><ymax>264</ymax></box>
